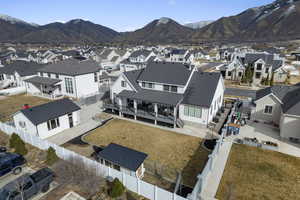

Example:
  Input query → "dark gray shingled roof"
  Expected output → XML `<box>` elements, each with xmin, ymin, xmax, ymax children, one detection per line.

<box><xmin>256</xmin><ymin>85</ymin><xmax>300</xmax><ymax>116</ymax></box>
<box><xmin>245</xmin><ymin>53</ymin><xmax>274</xmax><ymax>65</ymax></box>
<box><xmin>24</xmin><ymin>76</ymin><xmax>61</xmax><ymax>86</ymax></box>
<box><xmin>39</xmin><ymin>59</ymin><xmax>101</xmax><ymax>76</ymax></box>
<box><xmin>182</xmin><ymin>72</ymin><xmax>221</xmax><ymax>108</ymax></box>
<box><xmin>98</xmin><ymin>143</ymin><xmax>148</xmax><ymax>171</ymax></box>
<box><xmin>123</xmin><ymin>69</ymin><xmax>143</xmax><ymax>91</ymax></box>
<box><xmin>130</xmin><ymin>50</ymin><xmax>151</xmax><ymax>58</ymax></box>
<box><xmin>137</xmin><ymin>62</ymin><xmax>193</xmax><ymax>86</ymax></box>
<box><xmin>0</xmin><ymin>61</ymin><xmax>45</xmax><ymax>76</ymax></box>
<box><xmin>20</xmin><ymin>98</ymin><xmax>80</xmax><ymax>125</ymax></box>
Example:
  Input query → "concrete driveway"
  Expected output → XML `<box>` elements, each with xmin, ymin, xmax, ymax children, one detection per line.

<box><xmin>237</xmin><ymin>121</ymin><xmax>300</xmax><ymax>157</ymax></box>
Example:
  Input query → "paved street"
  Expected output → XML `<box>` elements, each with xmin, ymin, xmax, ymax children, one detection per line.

<box><xmin>225</xmin><ymin>87</ymin><xmax>257</xmax><ymax>99</ymax></box>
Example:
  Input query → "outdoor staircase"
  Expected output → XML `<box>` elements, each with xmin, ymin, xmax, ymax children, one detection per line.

<box><xmin>176</xmin><ymin>118</ymin><xmax>184</xmax><ymax>128</ymax></box>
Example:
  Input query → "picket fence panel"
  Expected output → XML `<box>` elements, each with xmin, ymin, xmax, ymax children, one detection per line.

<box><xmin>0</xmin><ymin>122</ymin><xmax>189</xmax><ymax>200</ymax></box>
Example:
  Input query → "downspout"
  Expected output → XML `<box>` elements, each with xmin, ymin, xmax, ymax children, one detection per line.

<box><xmin>74</xmin><ymin>76</ymin><xmax>78</xmax><ymax>99</ymax></box>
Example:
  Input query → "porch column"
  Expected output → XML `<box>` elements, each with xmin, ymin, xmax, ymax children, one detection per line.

<box><xmin>173</xmin><ymin>106</ymin><xmax>177</xmax><ymax>128</ymax></box>
<box><xmin>118</xmin><ymin>98</ymin><xmax>123</xmax><ymax>117</ymax></box>
<box><xmin>134</xmin><ymin>99</ymin><xmax>137</xmax><ymax>120</ymax></box>
<box><xmin>154</xmin><ymin>103</ymin><xmax>158</xmax><ymax>125</ymax></box>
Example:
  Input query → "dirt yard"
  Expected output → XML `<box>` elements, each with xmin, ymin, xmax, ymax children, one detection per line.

<box><xmin>216</xmin><ymin>144</ymin><xmax>300</xmax><ymax>200</ymax></box>
<box><xmin>83</xmin><ymin>118</ymin><xmax>209</xmax><ymax>187</ymax></box>
<box><xmin>0</xmin><ymin>94</ymin><xmax>51</xmax><ymax>122</ymax></box>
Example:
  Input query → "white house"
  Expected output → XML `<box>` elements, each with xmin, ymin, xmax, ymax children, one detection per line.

<box><xmin>24</xmin><ymin>59</ymin><xmax>102</xmax><ymax>99</ymax></box>
<box><xmin>254</xmin><ymin>85</ymin><xmax>300</xmax><ymax>142</ymax></box>
<box><xmin>104</xmin><ymin>62</ymin><xmax>224</xmax><ymax>128</ymax></box>
<box><xmin>13</xmin><ymin>98</ymin><xmax>81</xmax><ymax>139</ymax></box>
<box><xmin>0</xmin><ymin>61</ymin><xmax>44</xmax><ymax>89</ymax></box>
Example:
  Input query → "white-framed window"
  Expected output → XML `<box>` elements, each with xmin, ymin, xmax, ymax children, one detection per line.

<box><xmin>184</xmin><ymin>105</ymin><xmax>202</xmax><ymax>118</ymax></box>
<box><xmin>264</xmin><ymin>105</ymin><xmax>273</xmax><ymax>114</ymax></box>
<box><xmin>121</xmin><ymin>80</ymin><xmax>126</xmax><ymax>87</ymax></box>
<box><xmin>94</xmin><ymin>73</ymin><xmax>98</xmax><ymax>82</ymax></box>
<box><xmin>65</xmin><ymin>77</ymin><xmax>74</xmax><ymax>94</ymax></box>
<box><xmin>163</xmin><ymin>84</ymin><xmax>177</xmax><ymax>93</ymax></box>
<box><xmin>142</xmin><ymin>82</ymin><xmax>154</xmax><ymax>89</ymax></box>
<box><xmin>47</xmin><ymin>118</ymin><xmax>60</xmax><ymax>130</ymax></box>
<box><xmin>0</xmin><ymin>74</ymin><xmax>4</xmax><ymax>81</ymax></box>
<box><xmin>19</xmin><ymin>121</ymin><xmax>26</xmax><ymax>128</ymax></box>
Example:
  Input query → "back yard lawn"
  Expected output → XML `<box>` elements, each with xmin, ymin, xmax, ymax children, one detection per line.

<box><xmin>216</xmin><ymin>144</ymin><xmax>300</xmax><ymax>200</ymax></box>
<box><xmin>0</xmin><ymin>94</ymin><xmax>51</xmax><ymax>122</ymax></box>
<box><xmin>83</xmin><ymin>118</ymin><xmax>209</xmax><ymax>187</ymax></box>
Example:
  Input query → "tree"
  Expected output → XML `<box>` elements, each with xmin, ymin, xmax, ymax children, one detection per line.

<box><xmin>110</xmin><ymin>178</ymin><xmax>125</xmax><ymax>198</ymax></box>
<box><xmin>46</xmin><ymin>147</ymin><xmax>59</xmax><ymax>166</ymax></box>
<box><xmin>9</xmin><ymin>133</ymin><xmax>27</xmax><ymax>155</ymax></box>
<box><xmin>270</xmin><ymin>72</ymin><xmax>275</xmax><ymax>86</ymax></box>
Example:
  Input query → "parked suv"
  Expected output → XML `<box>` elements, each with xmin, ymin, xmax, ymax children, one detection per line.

<box><xmin>0</xmin><ymin>152</ymin><xmax>26</xmax><ymax>178</ymax></box>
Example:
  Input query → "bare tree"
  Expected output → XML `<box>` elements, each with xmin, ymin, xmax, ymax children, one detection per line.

<box><xmin>52</xmin><ymin>158</ymin><xmax>105</xmax><ymax>197</ymax></box>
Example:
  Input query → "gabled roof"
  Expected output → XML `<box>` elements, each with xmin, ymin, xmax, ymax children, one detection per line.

<box><xmin>245</xmin><ymin>53</ymin><xmax>274</xmax><ymax>65</ymax></box>
<box><xmin>170</xmin><ymin>49</ymin><xmax>187</xmax><ymax>55</ymax></box>
<box><xmin>0</xmin><ymin>61</ymin><xmax>45</xmax><ymax>76</ymax></box>
<box><xmin>39</xmin><ymin>59</ymin><xmax>101</xmax><ymax>76</ymax></box>
<box><xmin>123</xmin><ymin>69</ymin><xmax>143</xmax><ymax>91</ymax></box>
<box><xmin>19</xmin><ymin>98</ymin><xmax>80</xmax><ymax>125</ymax></box>
<box><xmin>137</xmin><ymin>62</ymin><xmax>193</xmax><ymax>86</ymax></box>
<box><xmin>130</xmin><ymin>50</ymin><xmax>151</xmax><ymax>58</ymax></box>
<box><xmin>98</xmin><ymin>143</ymin><xmax>148</xmax><ymax>171</ymax></box>
<box><xmin>182</xmin><ymin>72</ymin><xmax>221</xmax><ymax>108</ymax></box>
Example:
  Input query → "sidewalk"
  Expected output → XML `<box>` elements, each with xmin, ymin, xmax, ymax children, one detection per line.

<box><xmin>200</xmin><ymin>141</ymin><xmax>233</xmax><ymax>199</ymax></box>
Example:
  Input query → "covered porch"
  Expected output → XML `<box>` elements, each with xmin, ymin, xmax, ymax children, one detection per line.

<box><xmin>104</xmin><ymin>90</ymin><xmax>184</xmax><ymax>128</ymax></box>
<box><xmin>24</xmin><ymin>76</ymin><xmax>64</xmax><ymax>100</ymax></box>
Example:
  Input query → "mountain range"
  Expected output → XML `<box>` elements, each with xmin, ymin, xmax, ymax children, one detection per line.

<box><xmin>1</xmin><ymin>0</ymin><xmax>300</xmax><ymax>44</ymax></box>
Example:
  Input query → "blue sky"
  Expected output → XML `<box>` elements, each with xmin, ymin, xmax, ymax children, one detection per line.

<box><xmin>1</xmin><ymin>0</ymin><xmax>274</xmax><ymax>31</ymax></box>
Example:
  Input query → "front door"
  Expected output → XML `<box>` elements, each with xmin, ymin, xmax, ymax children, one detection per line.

<box><xmin>68</xmin><ymin>113</ymin><xmax>74</xmax><ymax>128</ymax></box>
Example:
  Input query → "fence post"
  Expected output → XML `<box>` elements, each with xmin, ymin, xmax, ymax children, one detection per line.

<box><xmin>108</xmin><ymin>167</ymin><xmax>111</xmax><ymax>177</ymax></box>
<box><xmin>154</xmin><ymin>186</ymin><xmax>157</xmax><ymax>200</ymax></box>
<box><xmin>137</xmin><ymin>178</ymin><xmax>140</xmax><ymax>195</ymax></box>
<box><xmin>173</xmin><ymin>192</ymin><xmax>176</xmax><ymax>200</ymax></box>
<box><xmin>122</xmin><ymin>172</ymin><xmax>126</xmax><ymax>185</ymax></box>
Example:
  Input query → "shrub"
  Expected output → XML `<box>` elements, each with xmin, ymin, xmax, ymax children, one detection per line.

<box><xmin>46</xmin><ymin>147</ymin><xmax>59</xmax><ymax>166</ymax></box>
<box><xmin>9</xmin><ymin>133</ymin><xmax>27</xmax><ymax>155</ymax></box>
<box><xmin>110</xmin><ymin>178</ymin><xmax>125</xmax><ymax>198</ymax></box>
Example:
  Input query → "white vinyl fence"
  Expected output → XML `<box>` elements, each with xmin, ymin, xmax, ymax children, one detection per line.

<box><xmin>0</xmin><ymin>122</ymin><xmax>187</xmax><ymax>200</ymax></box>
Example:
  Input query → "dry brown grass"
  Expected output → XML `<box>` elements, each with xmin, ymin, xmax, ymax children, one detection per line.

<box><xmin>216</xmin><ymin>144</ymin><xmax>300</xmax><ymax>200</ymax></box>
<box><xmin>84</xmin><ymin>119</ymin><xmax>209</xmax><ymax>186</ymax></box>
<box><xmin>0</xmin><ymin>94</ymin><xmax>51</xmax><ymax>122</ymax></box>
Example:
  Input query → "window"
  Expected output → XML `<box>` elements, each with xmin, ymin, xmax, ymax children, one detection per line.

<box><xmin>113</xmin><ymin>164</ymin><xmax>120</xmax><ymax>171</ymax></box>
<box><xmin>23</xmin><ymin>181</ymin><xmax>33</xmax><ymax>190</ymax></box>
<box><xmin>227</xmin><ymin>71</ymin><xmax>232</xmax><ymax>76</ymax></box>
<box><xmin>238</xmin><ymin>72</ymin><xmax>242</xmax><ymax>77</ymax></box>
<box><xmin>184</xmin><ymin>105</ymin><xmax>202</xmax><ymax>118</ymax></box>
<box><xmin>40</xmin><ymin>72</ymin><xmax>43</xmax><ymax>77</ymax></box>
<box><xmin>94</xmin><ymin>73</ymin><xmax>98</xmax><ymax>82</ymax></box>
<box><xmin>265</xmin><ymin>68</ymin><xmax>269</xmax><ymax>73</ymax></box>
<box><xmin>264</xmin><ymin>105</ymin><xmax>273</xmax><ymax>114</ymax></box>
<box><xmin>0</xmin><ymin>74</ymin><xmax>4</xmax><ymax>81</ymax></box>
<box><xmin>163</xmin><ymin>85</ymin><xmax>170</xmax><ymax>91</ymax></box>
<box><xmin>47</xmin><ymin>73</ymin><xmax>51</xmax><ymax>78</ymax></box>
<box><xmin>121</xmin><ymin>81</ymin><xmax>126</xmax><ymax>87</ymax></box>
<box><xmin>256</xmin><ymin>63</ymin><xmax>262</xmax><ymax>70</ymax></box>
<box><xmin>55</xmin><ymin>74</ymin><xmax>59</xmax><ymax>79</ymax></box>
<box><xmin>142</xmin><ymin>82</ymin><xmax>154</xmax><ymax>89</ymax></box>
<box><xmin>255</xmin><ymin>72</ymin><xmax>261</xmax><ymax>79</ymax></box>
<box><xmin>65</xmin><ymin>78</ymin><xmax>74</xmax><ymax>94</ymax></box>
<box><xmin>47</xmin><ymin>118</ymin><xmax>60</xmax><ymax>130</ymax></box>
<box><xmin>171</xmin><ymin>86</ymin><xmax>178</xmax><ymax>93</ymax></box>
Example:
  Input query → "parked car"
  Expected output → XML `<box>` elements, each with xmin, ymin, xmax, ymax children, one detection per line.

<box><xmin>0</xmin><ymin>168</ymin><xmax>55</xmax><ymax>200</ymax></box>
<box><xmin>0</xmin><ymin>152</ymin><xmax>26</xmax><ymax>178</ymax></box>
<box><xmin>0</xmin><ymin>146</ymin><xmax>7</xmax><ymax>153</ymax></box>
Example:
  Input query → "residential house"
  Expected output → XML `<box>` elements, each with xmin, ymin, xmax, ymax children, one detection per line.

<box><xmin>254</xmin><ymin>84</ymin><xmax>300</xmax><ymax>142</ymax></box>
<box><xmin>244</xmin><ymin>53</ymin><xmax>287</xmax><ymax>85</ymax></box>
<box><xmin>96</xmin><ymin>143</ymin><xmax>147</xmax><ymax>178</ymax></box>
<box><xmin>13</xmin><ymin>98</ymin><xmax>80</xmax><ymax>139</ymax></box>
<box><xmin>105</xmin><ymin>62</ymin><xmax>224</xmax><ymax>128</ymax></box>
<box><xmin>219</xmin><ymin>58</ymin><xmax>245</xmax><ymax>81</ymax></box>
<box><xmin>24</xmin><ymin>59</ymin><xmax>102</xmax><ymax>99</ymax></box>
<box><xmin>0</xmin><ymin>61</ymin><xmax>45</xmax><ymax>89</ymax></box>
<box><xmin>119</xmin><ymin>50</ymin><xmax>156</xmax><ymax>72</ymax></box>
<box><xmin>168</xmin><ymin>49</ymin><xmax>189</xmax><ymax>63</ymax></box>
